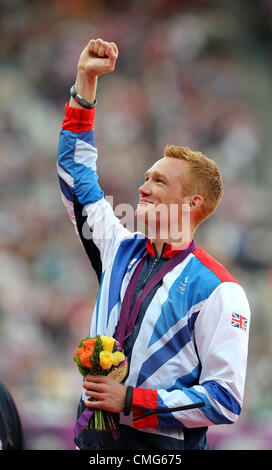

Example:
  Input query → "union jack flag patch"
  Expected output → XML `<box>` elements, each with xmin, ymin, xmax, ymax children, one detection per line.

<box><xmin>232</xmin><ymin>312</ymin><xmax>248</xmax><ymax>332</ymax></box>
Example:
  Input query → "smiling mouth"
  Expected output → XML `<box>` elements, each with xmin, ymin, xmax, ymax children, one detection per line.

<box><xmin>138</xmin><ymin>200</ymin><xmax>154</xmax><ymax>205</ymax></box>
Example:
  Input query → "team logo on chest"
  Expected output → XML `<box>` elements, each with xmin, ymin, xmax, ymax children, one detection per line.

<box><xmin>177</xmin><ymin>276</ymin><xmax>189</xmax><ymax>295</ymax></box>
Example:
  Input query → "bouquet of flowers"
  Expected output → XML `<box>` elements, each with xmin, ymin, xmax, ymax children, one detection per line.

<box><xmin>73</xmin><ymin>334</ymin><xmax>128</xmax><ymax>433</ymax></box>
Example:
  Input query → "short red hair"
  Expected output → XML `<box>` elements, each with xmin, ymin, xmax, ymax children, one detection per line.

<box><xmin>164</xmin><ymin>145</ymin><xmax>223</xmax><ymax>225</ymax></box>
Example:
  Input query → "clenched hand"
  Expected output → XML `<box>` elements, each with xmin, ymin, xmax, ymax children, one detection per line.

<box><xmin>71</xmin><ymin>38</ymin><xmax>119</xmax><ymax>108</ymax></box>
<box><xmin>77</xmin><ymin>38</ymin><xmax>119</xmax><ymax>78</ymax></box>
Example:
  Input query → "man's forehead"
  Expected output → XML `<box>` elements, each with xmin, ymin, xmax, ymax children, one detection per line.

<box><xmin>145</xmin><ymin>157</ymin><xmax>171</xmax><ymax>174</ymax></box>
<box><xmin>145</xmin><ymin>157</ymin><xmax>188</xmax><ymax>177</ymax></box>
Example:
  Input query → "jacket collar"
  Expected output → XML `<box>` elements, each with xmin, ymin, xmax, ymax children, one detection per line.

<box><xmin>145</xmin><ymin>238</ymin><xmax>193</xmax><ymax>258</ymax></box>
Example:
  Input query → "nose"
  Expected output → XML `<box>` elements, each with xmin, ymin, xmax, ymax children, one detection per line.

<box><xmin>138</xmin><ymin>180</ymin><xmax>151</xmax><ymax>196</ymax></box>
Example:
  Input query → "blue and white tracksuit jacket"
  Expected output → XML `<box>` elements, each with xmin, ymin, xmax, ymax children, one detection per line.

<box><xmin>57</xmin><ymin>103</ymin><xmax>251</xmax><ymax>450</ymax></box>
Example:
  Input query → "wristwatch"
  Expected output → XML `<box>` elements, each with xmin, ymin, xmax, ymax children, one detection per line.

<box><xmin>70</xmin><ymin>84</ymin><xmax>96</xmax><ymax>109</ymax></box>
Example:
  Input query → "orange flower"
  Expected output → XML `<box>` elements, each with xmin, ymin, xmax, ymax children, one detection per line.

<box><xmin>82</xmin><ymin>339</ymin><xmax>96</xmax><ymax>355</ymax></box>
<box><xmin>76</xmin><ymin>338</ymin><xmax>96</xmax><ymax>368</ymax></box>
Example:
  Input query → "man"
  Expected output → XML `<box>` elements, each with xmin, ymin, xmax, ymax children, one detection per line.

<box><xmin>57</xmin><ymin>39</ymin><xmax>250</xmax><ymax>450</ymax></box>
<box><xmin>0</xmin><ymin>380</ymin><xmax>24</xmax><ymax>450</ymax></box>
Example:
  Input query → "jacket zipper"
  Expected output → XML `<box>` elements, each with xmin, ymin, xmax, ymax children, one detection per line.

<box><xmin>141</xmin><ymin>242</ymin><xmax>166</xmax><ymax>286</ymax></box>
<box><xmin>142</xmin><ymin>257</ymin><xmax>159</xmax><ymax>285</ymax></box>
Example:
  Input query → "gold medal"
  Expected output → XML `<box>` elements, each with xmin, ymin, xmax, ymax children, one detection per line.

<box><xmin>108</xmin><ymin>358</ymin><xmax>129</xmax><ymax>383</ymax></box>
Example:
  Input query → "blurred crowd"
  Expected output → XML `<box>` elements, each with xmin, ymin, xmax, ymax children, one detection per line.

<box><xmin>0</xmin><ymin>0</ymin><xmax>272</xmax><ymax>449</ymax></box>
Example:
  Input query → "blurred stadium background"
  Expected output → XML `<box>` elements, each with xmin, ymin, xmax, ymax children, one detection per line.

<box><xmin>0</xmin><ymin>0</ymin><xmax>271</xmax><ymax>450</ymax></box>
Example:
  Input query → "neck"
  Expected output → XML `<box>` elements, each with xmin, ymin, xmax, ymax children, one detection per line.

<box><xmin>146</xmin><ymin>223</ymin><xmax>196</xmax><ymax>257</ymax></box>
<box><xmin>152</xmin><ymin>236</ymin><xmax>193</xmax><ymax>257</ymax></box>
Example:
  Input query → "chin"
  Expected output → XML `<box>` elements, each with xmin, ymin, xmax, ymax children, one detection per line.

<box><xmin>136</xmin><ymin>203</ymin><xmax>154</xmax><ymax>219</ymax></box>
<box><xmin>135</xmin><ymin>205</ymin><xmax>157</xmax><ymax>236</ymax></box>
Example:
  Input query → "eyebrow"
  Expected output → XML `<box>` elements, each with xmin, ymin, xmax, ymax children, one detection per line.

<box><xmin>144</xmin><ymin>170</ymin><xmax>169</xmax><ymax>182</ymax></box>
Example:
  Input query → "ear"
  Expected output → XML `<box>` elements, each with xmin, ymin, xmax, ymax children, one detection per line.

<box><xmin>183</xmin><ymin>195</ymin><xmax>203</xmax><ymax>212</ymax></box>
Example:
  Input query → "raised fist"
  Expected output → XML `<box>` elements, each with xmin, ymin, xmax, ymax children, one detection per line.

<box><xmin>77</xmin><ymin>38</ymin><xmax>119</xmax><ymax>78</ymax></box>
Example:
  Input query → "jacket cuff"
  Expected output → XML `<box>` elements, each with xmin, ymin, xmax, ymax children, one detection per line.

<box><xmin>132</xmin><ymin>388</ymin><xmax>159</xmax><ymax>429</ymax></box>
<box><xmin>62</xmin><ymin>102</ymin><xmax>95</xmax><ymax>132</ymax></box>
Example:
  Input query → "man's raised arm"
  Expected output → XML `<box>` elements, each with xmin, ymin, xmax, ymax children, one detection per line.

<box><xmin>57</xmin><ymin>39</ymin><xmax>133</xmax><ymax>278</ymax></box>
